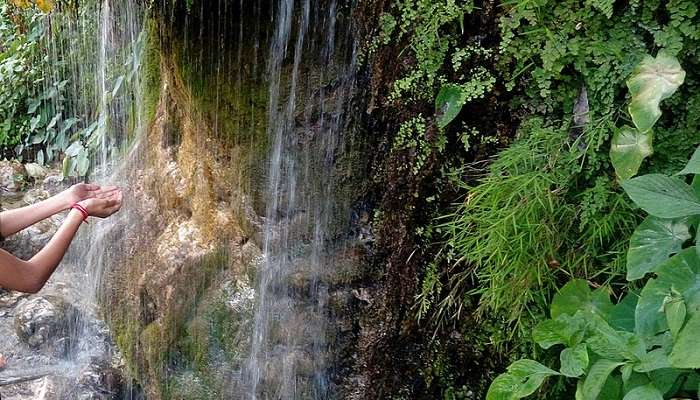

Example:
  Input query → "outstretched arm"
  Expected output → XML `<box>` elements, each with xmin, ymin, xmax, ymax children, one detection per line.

<box><xmin>0</xmin><ymin>183</ymin><xmax>115</xmax><ymax>238</ymax></box>
<box><xmin>0</xmin><ymin>191</ymin><xmax>122</xmax><ymax>293</ymax></box>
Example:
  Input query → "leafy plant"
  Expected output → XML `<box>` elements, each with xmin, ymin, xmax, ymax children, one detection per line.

<box><xmin>610</xmin><ymin>53</ymin><xmax>685</xmax><ymax>180</ymax></box>
<box><xmin>487</xmin><ymin>144</ymin><xmax>700</xmax><ymax>399</ymax></box>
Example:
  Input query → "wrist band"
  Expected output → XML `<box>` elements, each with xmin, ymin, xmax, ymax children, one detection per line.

<box><xmin>71</xmin><ymin>203</ymin><xmax>89</xmax><ymax>223</ymax></box>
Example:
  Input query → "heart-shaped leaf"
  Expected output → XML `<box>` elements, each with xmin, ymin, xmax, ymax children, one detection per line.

<box><xmin>626</xmin><ymin>216</ymin><xmax>691</xmax><ymax>280</ymax></box>
<box><xmin>627</xmin><ymin>52</ymin><xmax>685</xmax><ymax>133</ymax></box>
<box><xmin>622</xmin><ymin>174</ymin><xmax>700</xmax><ymax>218</ymax></box>
<box><xmin>610</xmin><ymin>126</ymin><xmax>653</xmax><ymax>180</ymax></box>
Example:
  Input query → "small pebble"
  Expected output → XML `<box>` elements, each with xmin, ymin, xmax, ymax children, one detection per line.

<box><xmin>0</xmin><ymin>354</ymin><xmax>7</xmax><ymax>370</ymax></box>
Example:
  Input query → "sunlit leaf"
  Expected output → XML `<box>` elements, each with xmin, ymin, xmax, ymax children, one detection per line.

<box><xmin>664</xmin><ymin>293</ymin><xmax>686</xmax><ymax>339</ymax></box>
<box><xmin>669</xmin><ymin>313</ymin><xmax>700</xmax><ymax>369</ymax></box>
<box><xmin>627</xmin><ymin>52</ymin><xmax>685</xmax><ymax>133</ymax></box>
<box><xmin>533</xmin><ymin>312</ymin><xmax>586</xmax><ymax>349</ymax></box>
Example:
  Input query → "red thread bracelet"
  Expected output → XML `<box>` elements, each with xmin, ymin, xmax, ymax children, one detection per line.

<box><xmin>71</xmin><ymin>203</ymin><xmax>89</xmax><ymax>223</ymax></box>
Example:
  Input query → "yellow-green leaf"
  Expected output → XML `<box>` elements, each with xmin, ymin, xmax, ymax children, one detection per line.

<box><xmin>627</xmin><ymin>52</ymin><xmax>685</xmax><ymax>133</ymax></box>
<box><xmin>610</xmin><ymin>126</ymin><xmax>653</xmax><ymax>181</ymax></box>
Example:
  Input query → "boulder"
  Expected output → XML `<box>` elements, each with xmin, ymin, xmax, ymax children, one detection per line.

<box><xmin>14</xmin><ymin>296</ymin><xmax>80</xmax><ymax>355</ymax></box>
<box><xmin>0</xmin><ymin>160</ymin><xmax>26</xmax><ymax>197</ymax></box>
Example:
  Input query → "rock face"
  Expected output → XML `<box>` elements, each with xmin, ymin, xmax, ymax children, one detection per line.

<box><xmin>14</xmin><ymin>296</ymin><xmax>80</xmax><ymax>355</ymax></box>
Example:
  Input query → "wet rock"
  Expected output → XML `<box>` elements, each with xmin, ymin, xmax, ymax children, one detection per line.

<box><xmin>0</xmin><ymin>288</ymin><xmax>30</xmax><ymax>309</ymax></box>
<box><xmin>0</xmin><ymin>160</ymin><xmax>26</xmax><ymax>195</ymax></box>
<box><xmin>22</xmin><ymin>188</ymin><xmax>50</xmax><ymax>205</ymax></box>
<box><xmin>41</xmin><ymin>171</ymin><xmax>67</xmax><ymax>195</ymax></box>
<box><xmin>14</xmin><ymin>296</ymin><xmax>80</xmax><ymax>355</ymax></box>
<box><xmin>75</xmin><ymin>359</ymin><xmax>125</xmax><ymax>400</ymax></box>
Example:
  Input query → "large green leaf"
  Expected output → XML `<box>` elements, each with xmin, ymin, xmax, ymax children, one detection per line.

<box><xmin>627</xmin><ymin>52</ymin><xmax>685</xmax><ymax>133</ymax></box>
<box><xmin>581</xmin><ymin>359</ymin><xmax>624</xmax><ymax>400</ymax></box>
<box><xmin>626</xmin><ymin>216</ymin><xmax>691</xmax><ymax>280</ymax></box>
<box><xmin>533</xmin><ymin>312</ymin><xmax>586</xmax><ymax>349</ymax></box>
<box><xmin>610</xmin><ymin>126</ymin><xmax>653</xmax><ymax>181</ymax></box>
<box><xmin>560</xmin><ymin>344</ymin><xmax>589</xmax><ymax>377</ymax></box>
<box><xmin>551</xmin><ymin>279</ymin><xmax>613</xmax><ymax>320</ymax></box>
<box><xmin>636</xmin><ymin>248</ymin><xmax>700</xmax><ymax>339</ymax></box>
<box><xmin>677</xmin><ymin>145</ymin><xmax>700</xmax><ymax>175</ymax></box>
<box><xmin>622</xmin><ymin>174</ymin><xmax>700</xmax><ymax>218</ymax></box>
<box><xmin>435</xmin><ymin>84</ymin><xmax>465</xmax><ymax>128</ymax></box>
<box><xmin>669</xmin><ymin>313</ymin><xmax>700</xmax><ymax>369</ymax></box>
<box><xmin>486</xmin><ymin>360</ymin><xmax>559</xmax><ymax>400</ymax></box>
<box><xmin>622</xmin><ymin>384</ymin><xmax>663</xmax><ymax>400</ymax></box>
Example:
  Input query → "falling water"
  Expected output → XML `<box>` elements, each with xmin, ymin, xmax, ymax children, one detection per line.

<box><xmin>2</xmin><ymin>0</ymin><xmax>358</xmax><ymax>397</ymax></box>
<box><xmin>244</xmin><ymin>0</ymin><xmax>357</xmax><ymax>398</ymax></box>
<box><xmin>0</xmin><ymin>0</ymin><xmax>148</xmax><ymax>396</ymax></box>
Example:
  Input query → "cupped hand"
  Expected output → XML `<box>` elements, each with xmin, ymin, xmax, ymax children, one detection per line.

<box><xmin>61</xmin><ymin>183</ymin><xmax>120</xmax><ymax>208</ymax></box>
<box><xmin>77</xmin><ymin>188</ymin><xmax>122</xmax><ymax>218</ymax></box>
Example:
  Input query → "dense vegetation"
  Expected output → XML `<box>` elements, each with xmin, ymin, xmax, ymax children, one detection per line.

<box><xmin>359</xmin><ymin>0</ymin><xmax>700</xmax><ymax>398</ymax></box>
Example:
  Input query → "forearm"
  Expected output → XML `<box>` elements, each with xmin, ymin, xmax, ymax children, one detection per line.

<box><xmin>24</xmin><ymin>209</ymin><xmax>84</xmax><ymax>291</ymax></box>
<box><xmin>0</xmin><ymin>194</ymin><xmax>70</xmax><ymax>238</ymax></box>
<box><xmin>0</xmin><ymin>209</ymin><xmax>83</xmax><ymax>293</ymax></box>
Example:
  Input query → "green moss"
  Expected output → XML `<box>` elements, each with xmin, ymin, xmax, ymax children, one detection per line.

<box><xmin>142</xmin><ymin>18</ymin><xmax>163</xmax><ymax>127</ymax></box>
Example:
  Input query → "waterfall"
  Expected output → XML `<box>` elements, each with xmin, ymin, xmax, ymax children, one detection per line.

<box><xmin>244</xmin><ymin>0</ymin><xmax>357</xmax><ymax>398</ymax></box>
<box><xmin>1</xmin><ymin>0</ymin><xmax>358</xmax><ymax>397</ymax></box>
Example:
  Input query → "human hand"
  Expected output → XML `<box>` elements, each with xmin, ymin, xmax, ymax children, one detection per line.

<box><xmin>77</xmin><ymin>188</ymin><xmax>122</xmax><ymax>218</ymax></box>
<box><xmin>60</xmin><ymin>183</ymin><xmax>120</xmax><ymax>209</ymax></box>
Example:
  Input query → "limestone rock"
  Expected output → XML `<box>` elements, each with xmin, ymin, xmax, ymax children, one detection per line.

<box><xmin>14</xmin><ymin>296</ymin><xmax>80</xmax><ymax>355</ymax></box>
